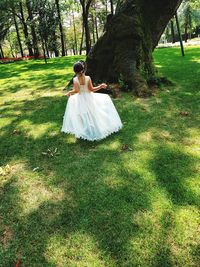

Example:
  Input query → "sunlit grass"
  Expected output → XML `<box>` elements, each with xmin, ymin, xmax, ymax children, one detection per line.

<box><xmin>0</xmin><ymin>49</ymin><xmax>200</xmax><ymax>266</ymax></box>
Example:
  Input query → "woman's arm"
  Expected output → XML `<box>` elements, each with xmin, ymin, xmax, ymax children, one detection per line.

<box><xmin>66</xmin><ymin>80</ymin><xmax>80</xmax><ymax>97</ymax></box>
<box><xmin>88</xmin><ymin>78</ymin><xmax>107</xmax><ymax>92</ymax></box>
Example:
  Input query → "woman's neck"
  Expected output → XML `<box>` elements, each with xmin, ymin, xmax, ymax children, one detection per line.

<box><xmin>77</xmin><ymin>73</ymin><xmax>85</xmax><ymax>78</ymax></box>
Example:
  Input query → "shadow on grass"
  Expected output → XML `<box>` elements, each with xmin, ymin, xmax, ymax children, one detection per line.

<box><xmin>0</xmin><ymin>93</ymin><xmax>199</xmax><ymax>266</ymax></box>
<box><xmin>150</xmin><ymin>145</ymin><xmax>199</xmax><ymax>207</ymax></box>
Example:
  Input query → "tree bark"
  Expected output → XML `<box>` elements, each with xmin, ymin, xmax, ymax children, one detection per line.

<box><xmin>12</xmin><ymin>9</ymin><xmax>24</xmax><ymax>57</ymax></box>
<box><xmin>86</xmin><ymin>0</ymin><xmax>182</xmax><ymax>96</ymax></box>
<box><xmin>19</xmin><ymin>1</ymin><xmax>33</xmax><ymax>56</ymax></box>
<box><xmin>0</xmin><ymin>44</ymin><xmax>4</xmax><ymax>58</ymax></box>
<box><xmin>55</xmin><ymin>0</ymin><xmax>65</xmax><ymax>56</ymax></box>
<box><xmin>26</xmin><ymin>0</ymin><xmax>39</xmax><ymax>57</ymax></box>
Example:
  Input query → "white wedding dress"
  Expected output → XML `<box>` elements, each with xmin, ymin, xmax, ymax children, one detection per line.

<box><xmin>61</xmin><ymin>76</ymin><xmax>123</xmax><ymax>141</ymax></box>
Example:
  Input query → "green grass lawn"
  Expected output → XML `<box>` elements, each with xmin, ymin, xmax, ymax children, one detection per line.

<box><xmin>0</xmin><ymin>47</ymin><xmax>200</xmax><ymax>267</ymax></box>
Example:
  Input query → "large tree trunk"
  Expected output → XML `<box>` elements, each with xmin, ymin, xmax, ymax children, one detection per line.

<box><xmin>86</xmin><ymin>0</ymin><xmax>182</xmax><ymax>96</ymax></box>
<box><xmin>19</xmin><ymin>1</ymin><xmax>33</xmax><ymax>56</ymax></box>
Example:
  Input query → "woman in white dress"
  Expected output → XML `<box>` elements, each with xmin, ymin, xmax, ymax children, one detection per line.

<box><xmin>61</xmin><ymin>61</ymin><xmax>122</xmax><ymax>141</ymax></box>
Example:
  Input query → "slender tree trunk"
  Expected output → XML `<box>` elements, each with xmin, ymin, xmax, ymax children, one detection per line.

<box><xmin>72</xmin><ymin>45</ymin><xmax>76</xmax><ymax>55</ymax></box>
<box><xmin>26</xmin><ymin>0</ymin><xmax>39</xmax><ymax>57</ymax></box>
<box><xmin>95</xmin><ymin>23</ymin><xmax>99</xmax><ymax>41</ymax></box>
<box><xmin>8</xmin><ymin>32</ymin><xmax>16</xmax><ymax>57</ymax></box>
<box><xmin>175</xmin><ymin>12</ymin><xmax>185</xmax><ymax>56</ymax></box>
<box><xmin>82</xmin><ymin>7</ymin><xmax>91</xmax><ymax>54</ymax></box>
<box><xmin>184</xmin><ymin>23</ymin><xmax>188</xmax><ymax>42</ymax></box>
<box><xmin>110</xmin><ymin>0</ymin><xmax>114</xmax><ymax>15</ymax></box>
<box><xmin>44</xmin><ymin>39</ymin><xmax>50</xmax><ymax>58</ymax></box>
<box><xmin>91</xmin><ymin>13</ymin><xmax>96</xmax><ymax>45</ymax></box>
<box><xmin>105</xmin><ymin>0</ymin><xmax>108</xmax><ymax>16</ymax></box>
<box><xmin>52</xmin><ymin>32</ymin><xmax>59</xmax><ymax>57</ymax></box>
<box><xmin>12</xmin><ymin>9</ymin><xmax>24</xmax><ymax>57</ymax></box>
<box><xmin>19</xmin><ymin>1</ymin><xmax>33</xmax><ymax>56</ymax></box>
<box><xmin>94</xmin><ymin>11</ymin><xmax>99</xmax><ymax>40</ymax></box>
<box><xmin>41</xmin><ymin>38</ymin><xmax>47</xmax><ymax>64</ymax></box>
<box><xmin>80</xmin><ymin>1</ymin><xmax>93</xmax><ymax>54</ymax></box>
<box><xmin>55</xmin><ymin>0</ymin><xmax>65</xmax><ymax>56</ymax></box>
<box><xmin>86</xmin><ymin>0</ymin><xmax>183</xmax><ymax>96</ymax></box>
<box><xmin>171</xmin><ymin>20</ymin><xmax>176</xmax><ymax>43</ymax></box>
<box><xmin>72</xmin><ymin>11</ymin><xmax>78</xmax><ymax>55</ymax></box>
<box><xmin>0</xmin><ymin>44</ymin><xmax>4</xmax><ymax>58</ymax></box>
<box><xmin>79</xmin><ymin>23</ymin><xmax>84</xmax><ymax>55</ymax></box>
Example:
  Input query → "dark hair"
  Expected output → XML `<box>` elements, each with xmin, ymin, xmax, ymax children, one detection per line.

<box><xmin>73</xmin><ymin>61</ymin><xmax>86</xmax><ymax>75</ymax></box>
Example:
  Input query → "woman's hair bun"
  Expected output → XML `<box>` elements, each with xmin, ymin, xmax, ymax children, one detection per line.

<box><xmin>73</xmin><ymin>61</ymin><xmax>86</xmax><ymax>75</ymax></box>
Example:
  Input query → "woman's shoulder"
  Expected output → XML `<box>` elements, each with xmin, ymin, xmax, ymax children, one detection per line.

<box><xmin>85</xmin><ymin>75</ymin><xmax>91</xmax><ymax>81</ymax></box>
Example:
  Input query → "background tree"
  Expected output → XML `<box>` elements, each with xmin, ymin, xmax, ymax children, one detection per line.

<box><xmin>19</xmin><ymin>1</ymin><xmax>33</xmax><ymax>56</ymax></box>
<box><xmin>79</xmin><ymin>0</ymin><xmax>93</xmax><ymax>54</ymax></box>
<box><xmin>55</xmin><ymin>0</ymin><xmax>66</xmax><ymax>56</ymax></box>
<box><xmin>0</xmin><ymin>9</ymin><xmax>11</xmax><ymax>58</ymax></box>
<box><xmin>26</xmin><ymin>0</ymin><xmax>40</xmax><ymax>57</ymax></box>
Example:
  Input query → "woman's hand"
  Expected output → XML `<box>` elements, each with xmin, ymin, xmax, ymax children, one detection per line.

<box><xmin>66</xmin><ymin>91</ymin><xmax>72</xmax><ymax>97</ymax></box>
<box><xmin>100</xmin><ymin>83</ymin><xmax>107</xmax><ymax>89</ymax></box>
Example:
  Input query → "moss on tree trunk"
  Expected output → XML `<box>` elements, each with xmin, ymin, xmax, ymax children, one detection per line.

<box><xmin>86</xmin><ymin>0</ymin><xmax>182</xmax><ymax>97</ymax></box>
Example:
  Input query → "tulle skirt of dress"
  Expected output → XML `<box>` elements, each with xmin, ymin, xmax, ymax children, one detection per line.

<box><xmin>61</xmin><ymin>92</ymin><xmax>122</xmax><ymax>141</ymax></box>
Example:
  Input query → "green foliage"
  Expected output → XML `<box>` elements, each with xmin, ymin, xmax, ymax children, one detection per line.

<box><xmin>0</xmin><ymin>47</ymin><xmax>200</xmax><ymax>266</ymax></box>
<box><xmin>0</xmin><ymin>0</ymin><xmax>118</xmax><ymax>57</ymax></box>
<box><xmin>118</xmin><ymin>73</ymin><xmax>129</xmax><ymax>91</ymax></box>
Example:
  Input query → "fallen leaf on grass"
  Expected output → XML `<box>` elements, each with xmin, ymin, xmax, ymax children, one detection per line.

<box><xmin>121</xmin><ymin>144</ymin><xmax>133</xmax><ymax>151</ymax></box>
<box><xmin>33</xmin><ymin>167</ymin><xmax>40</xmax><ymax>172</ymax></box>
<box><xmin>12</xmin><ymin>129</ymin><xmax>22</xmax><ymax>135</ymax></box>
<box><xmin>41</xmin><ymin>148</ymin><xmax>60</xmax><ymax>157</ymax></box>
<box><xmin>179</xmin><ymin>111</ymin><xmax>189</xmax><ymax>117</ymax></box>
<box><xmin>141</xmin><ymin>107</ymin><xmax>148</xmax><ymax>111</ymax></box>
<box><xmin>89</xmin><ymin>146</ymin><xmax>96</xmax><ymax>151</ymax></box>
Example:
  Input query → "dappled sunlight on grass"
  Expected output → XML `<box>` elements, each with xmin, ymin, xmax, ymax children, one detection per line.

<box><xmin>45</xmin><ymin>232</ymin><xmax>115</xmax><ymax>267</ymax></box>
<box><xmin>17</xmin><ymin>120</ymin><xmax>58</xmax><ymax>139</ymax></box>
